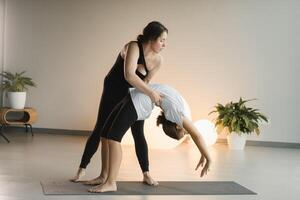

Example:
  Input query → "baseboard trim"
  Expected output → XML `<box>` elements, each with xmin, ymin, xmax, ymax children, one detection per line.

<box><xmin>3</xmin><ymin>126</ymin><xmax>91</xmax><ymax>136</ymax></box>
<box><xmin>217</xmin><ymin>139</ymin><xmax>300</xmax><ymax>149</ymax></box>
<box><xmin>3</xmin><ymin>126</ymin><xmax>300</xmax><ymax>149</ymax></box>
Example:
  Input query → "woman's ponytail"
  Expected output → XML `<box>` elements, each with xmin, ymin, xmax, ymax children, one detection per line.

<box><xmin>137</xmin><ymin>34</ymin><xmax>145</xmax><ymax>43</ymax></box>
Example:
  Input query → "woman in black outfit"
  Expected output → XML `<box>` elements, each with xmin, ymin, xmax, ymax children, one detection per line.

<box><xmin>70</xmin><ymin>21</ymin><xmax>168</xmax><ymax>186</ymax></box>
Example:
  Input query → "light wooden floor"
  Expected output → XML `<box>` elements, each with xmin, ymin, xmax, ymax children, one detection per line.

<box><xmin>0</xmin><ymin>131</ymin><xmax>299</xmax><ymax>200</ymax></box>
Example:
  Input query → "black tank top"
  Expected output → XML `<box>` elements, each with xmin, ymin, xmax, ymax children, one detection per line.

<box><xmin>105</xmin><ymin>41</ymin><xmax>148</xmax><ymax>88</ymax></box>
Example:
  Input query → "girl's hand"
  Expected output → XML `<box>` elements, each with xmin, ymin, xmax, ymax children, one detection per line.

<box><xmin>195</xmin><ymin>155</ymin><xmax>211</xmax><ymax>177</ymax></box>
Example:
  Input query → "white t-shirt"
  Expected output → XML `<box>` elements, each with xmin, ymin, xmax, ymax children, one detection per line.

<box><xmin>129</xmin><ymin>84</ymin><xmax>191</xmax><ymax>127</ymax></box>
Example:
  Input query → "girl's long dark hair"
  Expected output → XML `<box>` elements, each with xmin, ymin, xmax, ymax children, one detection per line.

<box><xmin>156</xmin><ymin>112</ymin><xmax>180</xmax><ymax>140</ymax></box>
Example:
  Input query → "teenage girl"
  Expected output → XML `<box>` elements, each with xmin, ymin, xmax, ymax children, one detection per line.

<box><xmin>70</xmin><ymin>22</ymin><xmax>168</xmax><ymax>186</ymax></box>
<box><xmin>88</xmin><ymin>84</ymin><xmax>211</xmax><ymax>193</ymax></box>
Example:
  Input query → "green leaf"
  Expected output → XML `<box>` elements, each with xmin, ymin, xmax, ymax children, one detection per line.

<box><xmin>0</xmin><ymin>70</ymin><xmax>37</xmax><ymax>92</ymax></box>
<box><xmin>209</xmin><ymin>97</ymin><xmax>269</xmax><ymax>135</ymax></box>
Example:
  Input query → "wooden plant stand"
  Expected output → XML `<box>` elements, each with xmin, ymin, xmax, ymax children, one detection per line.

<box><xmin>0</xmin><ymin>107</ymin><xmax>37</xmax><ymax>143</ymax></box>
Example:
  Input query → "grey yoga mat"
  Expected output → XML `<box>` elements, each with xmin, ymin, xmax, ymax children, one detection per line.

<box><xmin>40</xmin><ymin>180</ymin><xmax>256</xmax><ymax>195</ymax></box>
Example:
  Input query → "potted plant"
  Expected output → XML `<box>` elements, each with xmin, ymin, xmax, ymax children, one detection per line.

<box><xmin>209</xmin><ymin>98</ymin><xmax>268</xmax><ymax>150</ymax></box>
<box><xmin>0</xmin><ymin>71</ymin><xmax>37</xmax><ymax>109</ymax></box>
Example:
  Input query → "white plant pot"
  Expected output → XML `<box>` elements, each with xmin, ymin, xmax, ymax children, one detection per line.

<box><xmin>227</xmin><ymin>133</ymin><xmax>247</xmax><ymax>150</ymax></box>
<box><xmin>7</xmin><ymin>92</ymin><xmax>26</xmax><ymax>109</ymax></box>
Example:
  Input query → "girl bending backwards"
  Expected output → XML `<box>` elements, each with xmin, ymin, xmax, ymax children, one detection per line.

<box><xmin>88</xmin><ymin>84</ymin><xmax>211</xmax><ymax>193</ymax></box>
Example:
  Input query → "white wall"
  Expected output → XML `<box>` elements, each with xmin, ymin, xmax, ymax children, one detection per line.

<box><xmin>0</xmin><ymin>0</ymin><xmax>3</xmax><ymax>65</ymax></box>
<box><xmin>3</xmin><ymin>0</ymin><xmax>300</xmax><ymax>143</ymax></box>
<box><xmin>0</xmin><ymin>0</ymin><xmax>5</xmax><ymax>106</ymax></box>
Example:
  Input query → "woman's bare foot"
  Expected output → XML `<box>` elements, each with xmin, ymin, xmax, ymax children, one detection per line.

<box><xmin>69</xmin><ymin>168</ymin><xmax>85</xmax><ymax>182</ymax></box>
<box><xmin>143</xmin><ymin>172</ymin><xmax>159</xmax><ymax>186</ymax></box>
<box><xmin>82</xmin><ymin>176</ymin><xmax>107</xmax><ymax>186</ymax></box>
<box><xmin>88</xmin><ymin>181</ymin><xmax>117</xmax><ymax>193</ymax></box>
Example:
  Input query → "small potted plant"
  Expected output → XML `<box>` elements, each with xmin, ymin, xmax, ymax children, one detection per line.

<box><xmin>209</xmin><ymin>98</ymin><xmax>268</xmax><ymax>149</ymax></box>
<box><xmin>0</xmin><ymin>71</ymin><xmax>37</xmax><ymax>109</ymax></box>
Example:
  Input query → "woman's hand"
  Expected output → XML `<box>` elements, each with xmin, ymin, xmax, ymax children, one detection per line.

<box><xmin>195</xmin><ymin>155</ymin><xmax>211</xmax><ymax>177</ymax></box>
<box><xmin>150</xmin><ymin>90</ymin><xmax>164</xmax><ymax>106</ymax></box>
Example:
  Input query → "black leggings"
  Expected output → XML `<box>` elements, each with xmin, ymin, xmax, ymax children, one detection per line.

<box><xmin>79</xmin><ymin>79</ymin><xmax>149</xmax><ymax>172</ymax></box>
<box><xmin>101</xmin><ymin>94</ymin><xmax>138</xmax><ymax>142</ymax></box>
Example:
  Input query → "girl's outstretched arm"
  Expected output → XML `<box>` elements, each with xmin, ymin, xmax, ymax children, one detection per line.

<box><xmin>182</xmin><ymin>117</ymin><xmax>211</xmax><ymax>177</ymax></box>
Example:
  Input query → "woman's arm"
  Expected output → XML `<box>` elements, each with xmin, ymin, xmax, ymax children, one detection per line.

<box><xmin>124</xmin><ymin>42</ymin><xmax>162</xmax><ymax>104</ymax></box>
<box><xmin>182</xmin><ymin>117</ymin><xmax>211</xmax><ymax>177</ymax></box>
<box><xmin>144</xmin><ymin>55</ymin><xmax>163</xmax><ymax>84</ymax></box>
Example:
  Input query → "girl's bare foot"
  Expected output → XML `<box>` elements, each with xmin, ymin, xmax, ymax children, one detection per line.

<box><xmin>69</xmin><ymin>168</ymin><xmax>85</xmax><ymax>182</ymax></box>
<box><xmin>143</xmin><ymin>172</ymin><xmax>159</xmax><ymax>186</ymax></box>
<box><xmin>88</xmin><ymin>181</ymin><xmax>117</xmax><ymax>193</ymax></box>
<box><xmin>82</xmin><ymin>176</ymin><xmax>106</xmax><ymax>186</ymax></box>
